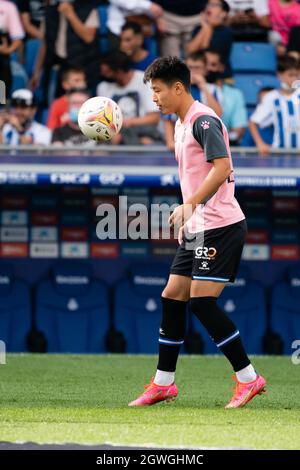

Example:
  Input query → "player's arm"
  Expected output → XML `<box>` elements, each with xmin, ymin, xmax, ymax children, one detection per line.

<box><xmin>169</xmin><ymin>116</ymin><xmax>231</xmax><ymax>227</ymax></box>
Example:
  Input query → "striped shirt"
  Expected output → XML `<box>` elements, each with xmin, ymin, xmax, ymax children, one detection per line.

<box><xmin>250</xmin><ymin>89</ymin><xmax>300</xmax><ymax>148</ymax></box>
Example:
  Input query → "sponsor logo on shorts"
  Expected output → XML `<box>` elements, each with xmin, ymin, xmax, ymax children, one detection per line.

<box><xmin>195</xmin><ymin>246</ymin><xmax>217</xmax><ymax>259</ymax></box>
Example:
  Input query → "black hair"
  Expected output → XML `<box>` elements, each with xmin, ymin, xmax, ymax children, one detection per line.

<box><xmin>101</xmin><ymin>51</ymin><xmax>132</xmax><ymax>72</ymax></box>
<box><xmin>204</xmin><ymin>48</ymin><xmax>224</xmax><ymax>64</ymax></box>
<box><xmin>186</xmin><ymin>51</ymin><xmax>206</xmax><ymax>62</ymax></box>
<box><xmin>61</xmin><ymin>65</ymin><xmax>86</xmax><ymax>82</ymax></box>
<box><xmin>144</xmin><ymin>56</ymin><xmax>191</xmax><ymax>91</ymax></box>
<box><xmin>121</xmin><ymin>21</ymin><xmax>143</xmax><ymax>35</ymax></box>
<box><xmin>221</xmin><ymin>0</ymin><xmax>230</xmax><ymax>13</ymax></box>
<box><xmin>277</xmin><ymin>55</ymin><xmax>300</xmax><ymax>73</ymax></box>
<box><xmin>258</xmin><ymin>86</ymin><xmax>275</xmax><ymax>94</ymax></box>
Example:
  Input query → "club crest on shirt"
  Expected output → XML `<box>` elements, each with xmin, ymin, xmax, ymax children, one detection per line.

<box><xmin>200</xmin><ymin>120</ymin><xmax>210</xmax><ymax>130</ymax></box>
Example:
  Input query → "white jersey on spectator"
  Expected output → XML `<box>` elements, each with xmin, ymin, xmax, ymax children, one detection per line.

<box><xmin>226</xmin><ymin>0</ymin><xmax>269</xmax><ymax>16</ymax></box>
<box><xmin>107</xmin><ymin>0</ymin><xmax>152</xmax><ymax>35</ymax></box>
<box><xmin>250</xmin><ymin>89</ymin><xmax>300</xmax><ymax>148</ymax></box>
<box><xmin>97</xmin><ymin>70</ymin><xmax>158</xmax><ymax>119</ymax></box>
<box><xmin>2</xmin><ymin>121</ymin><xmax>52</xmax><ymax>146</ymax></box>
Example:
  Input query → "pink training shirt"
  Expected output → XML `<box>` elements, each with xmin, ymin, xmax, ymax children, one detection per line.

<box><xmin>174</xmin><ymin>100</ymin><xmax>245</xmax><ymax>233</ymax></box>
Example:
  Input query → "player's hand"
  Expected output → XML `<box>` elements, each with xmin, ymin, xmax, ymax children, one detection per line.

<box><xmin>257</xmin><ymin>142</ymin><xmax>271</xmax><ymax>156</ymax></box>
<box><xmin>58</xmin><ymin>2</ymin><xmax>75</xmax><ymax>20</ymax></box>
<box><xmin>8</xmin><ymin>114</ymin><xmax>24</xmax><ymax>132</ymax></box>
<box><xmin>178</xmin><ymin>225</ymin><xmax>185</xmax><ymax>245</ymax></box>
<box><xmin>168</xmin><ymin>204</ymin><xmax>194</xmax><ymax>228</ymax></box>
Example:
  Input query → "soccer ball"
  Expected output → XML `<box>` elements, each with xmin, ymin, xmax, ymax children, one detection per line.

<box><xmin>78</xmin><ymin>96</ymin><xmax>123</xmax><ymax>141</ymax></box>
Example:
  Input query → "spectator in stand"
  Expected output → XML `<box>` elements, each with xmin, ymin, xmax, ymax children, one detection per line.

<box><xmin>186</xmin><ymin>0</ymin><xmax>233</xmax><ymax>78</ymax></box>
<box><xmin>47</xmin><ymin>66</ymin><xmax>87</xmax><ymax>130</ymax></box>
<box><xmin>205</xmin><ymin>49</ymin><xmax>247</xmax><ymax>144</ymax></box>
<box><xmin>120</xmin><ymin>22</ymin><xmax>157</xmax><ymax>72</ymax></box>
<box><xmin>268</xmin><ymin>0</ymin><xmax>300</xmax><ymax>51</ymax></box>
<box><xmin>0</xmin><ymin>88</ymin><xmax>51</xmax><ymax>145</ymax></box>
<box><xmin>287</xmin><ymin>26</ymin><xmax>300</xmax><ymax>60</ymax></box>
<box><xmin>107</xmin><ymin>0</ymin><xmax>164</xmax><ymax>50</ymax></box>
<box><xmin>241</xmin><ymin>87</ymin><xmax>275</xmax><ymax>146</ymax></box>
<box><xmin>97</xmin><ymin>51</ymin><xmax>161</xmax><ymax>145</ymax></box>
<box><xmin>52</xmin><ymin>89</ymin><xmax>94</xmax><ymax>146</ymax></box>
<box><xmin>155</xmin><ymin>0</ymin><xmax>208</xmax><ymax>58</ymax></box>
<box><xmin>0</xmin><ymin>0</ymin><xmax>25</xmax><ymax>98</ymax></box>
<box><xmin>30</xmin><ymin>0</ymin><xmax>100</xmax><ymax>103</ymax></box>
<box><xmin>249</xmin><ymin>56</ymin><xmax>300</xmax><ymax>155</ymax></box>
<box><xmin>17</xmin><ymin>0</ymin><xmax>44</xmax><ymax>40</ymax></box>
<box><xmin>226</xmin><ymin>0</ymin><xmax>270</xmax><ymax>41</ymax></box>
<box><xmin>163</xmin><ymin>52</ymin><xmax>222</xmax><ymax>151</ymax></box>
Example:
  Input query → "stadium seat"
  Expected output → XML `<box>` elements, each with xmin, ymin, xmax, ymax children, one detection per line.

<box><xmin>0</xmin><ymin>262</ymin><xmax>31</xmax><ymax>352</ymax></box>
<box><xmin>24</xmin><ymin>39</ymin><xmax>41</xmax><ymax>78</ymax></box>
<box><xmin>230</xmin><ymin>42</ymin><xmax>277</xmax><ymax>74</ymax></box>
<box><xmin>234</xmin><ymin>74</ymin><xmax>280</xmax><ymax>107</ymax></box>
<box><xmin>270</xmin><ymin>266</ymin><xmax>300</xmax><ymax>355</ymax></box>
<box><xmin>98</xmin><ymin>5</ymin><xmax>109</xmax><ymax>53</ymax></box>
<box><xmin>35</xmin><ymin>261</ymin><xmax>110</xmax><ymax>353</ymax></box>
<box><xmin>114</xmin><ymin>263</ymin><xmax>169</xmax><ymax>353</ymax></box>
<box><xmin>190</xmin><ymin>266</ymin><xmax>267</xmax><ymax>354</ymax></box>
<box><xmin>10</xmin><ymin>62</ymin><xmax>28</xmax><ymax>94</ymax></box>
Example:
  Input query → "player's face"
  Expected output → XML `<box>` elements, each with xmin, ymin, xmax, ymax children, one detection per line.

<box><xmin>150</xmin><ymin>79</ymin><xmax>180</xmax><ymax>114</ymax></box>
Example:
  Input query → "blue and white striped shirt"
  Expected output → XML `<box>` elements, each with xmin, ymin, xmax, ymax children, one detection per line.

<box><xmin>251</xmin><ymin>89</ymin><xmax>300</xmax><ymax>148</ymax></box>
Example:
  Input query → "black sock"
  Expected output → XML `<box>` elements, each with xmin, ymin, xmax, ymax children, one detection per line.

<box><xmin>190</xmin><ymin>297</ymin><xmax>250</xmax><ymax>372</ymax></box>
<box><xmin>157</xmin><ymin>297</ymin><xmax>187</xmax><ymax>372</ymax></box>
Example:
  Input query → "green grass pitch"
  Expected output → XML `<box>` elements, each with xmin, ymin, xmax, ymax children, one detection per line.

<box><xmin>0</xmin><ymin>354</ymin><xmax>299</xmax><ymax>449</ymax></box>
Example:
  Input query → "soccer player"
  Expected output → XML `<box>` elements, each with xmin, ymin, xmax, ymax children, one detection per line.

<box><xmin>128</xmin><ymin>56</ymin><xmax>266</xmax><ymax>409</ymax></box>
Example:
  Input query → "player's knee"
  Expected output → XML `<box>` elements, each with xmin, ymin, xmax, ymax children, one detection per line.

<box><xmin>190</xmin><ymin>296</ymin><xmax>217</xmax><ymax>318</ymax></box>
<box><xmin>162</xmin><ymin>287</ymin><xmax>189</xmax><ymax>302</ymax></box>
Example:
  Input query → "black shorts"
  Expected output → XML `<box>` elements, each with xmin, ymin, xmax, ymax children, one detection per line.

<box><xmin>170</xmin><ymin>219</ymin><xmax>247</xmax><ymax>283</ymax></box>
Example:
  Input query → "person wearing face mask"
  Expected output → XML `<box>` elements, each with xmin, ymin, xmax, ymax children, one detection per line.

<box><xmin>204</xmin><ymin>49</ymin><xmax>247</xmax><ymax>145</ymax></box>
<box><xmin>249</xmin><ymin>55</ymin><xmax>300</xmax><ymax>156</ymax></box>
<box><xmin>0</xmin><ymin>89</ymin><xmax>51</xmax><ymax>145</ymax></box>
<box><xmin>51</xmin><ymin>89</ymin><xmax>94</xmax><ymax>145</ymax></box>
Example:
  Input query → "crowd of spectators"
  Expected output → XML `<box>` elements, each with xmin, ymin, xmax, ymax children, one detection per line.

<box><xmin>0</xmin><ymin>0</ymin><xmax>300</xmax><ymax>154</ymax></box>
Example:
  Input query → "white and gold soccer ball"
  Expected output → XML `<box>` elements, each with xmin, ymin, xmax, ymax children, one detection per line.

<box><xmin>78</xmin><ymin>96</ymin><xmax>123</xmax><ymax>141</ymax></box>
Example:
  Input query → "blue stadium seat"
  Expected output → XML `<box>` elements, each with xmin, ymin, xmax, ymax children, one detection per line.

<box><xmin>230</xmin><ymin>42</ymin><xmax>277</xmax><ymax>74</ymax></box>
<box><xmin>0</xmin><ymin>262</ymin><xmax>31</xmax><ymax>352</ymax></box>
<box><xmin>270</xmin><ymin>266</ymin><xmax>300</xmax><ymax>355</ymax></box>
<box><xmin>35</xmin><ymin>261</ymin><xmax>110</xmax><ymax>353</ymax></box>
<box><xmin>10</xmin><ymin>62</ymin><xmax>28</xmax><ymax>94</ymax></box>
<box><xmin>190</xmin><ymin>266</ymin><xmax>267</xmax><ymax>354</ymax></box>
<box><xmin>234</xmin><ymin>74</ymin><xmax>280</xmax><ymax>107</ymax></box>
<box><xmin>24</xmin><ymin>39</ymin><xmax>41</xmax><ymax>78</ymax></box>
<box><xmin>114</xmin><ymin>263</ymin><xmax>169</xmax><ymax>353</ymax></box>
<box><xmin>98</xmin><ymin>5</ymin><xmax>109</xmax><ymax>53</ymax></box>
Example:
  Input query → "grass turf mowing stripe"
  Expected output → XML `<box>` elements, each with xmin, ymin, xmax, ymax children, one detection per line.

<box><xmin>0</xmin><ymin>355</ymin><xmax>299</xmax><ymax>449</ymax></box>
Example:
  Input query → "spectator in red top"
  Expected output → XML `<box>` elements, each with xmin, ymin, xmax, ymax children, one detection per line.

<box><xmin>47</xmin><ymin>66</ymin><xmax>87</xmax><ymax>130</ymax></box>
